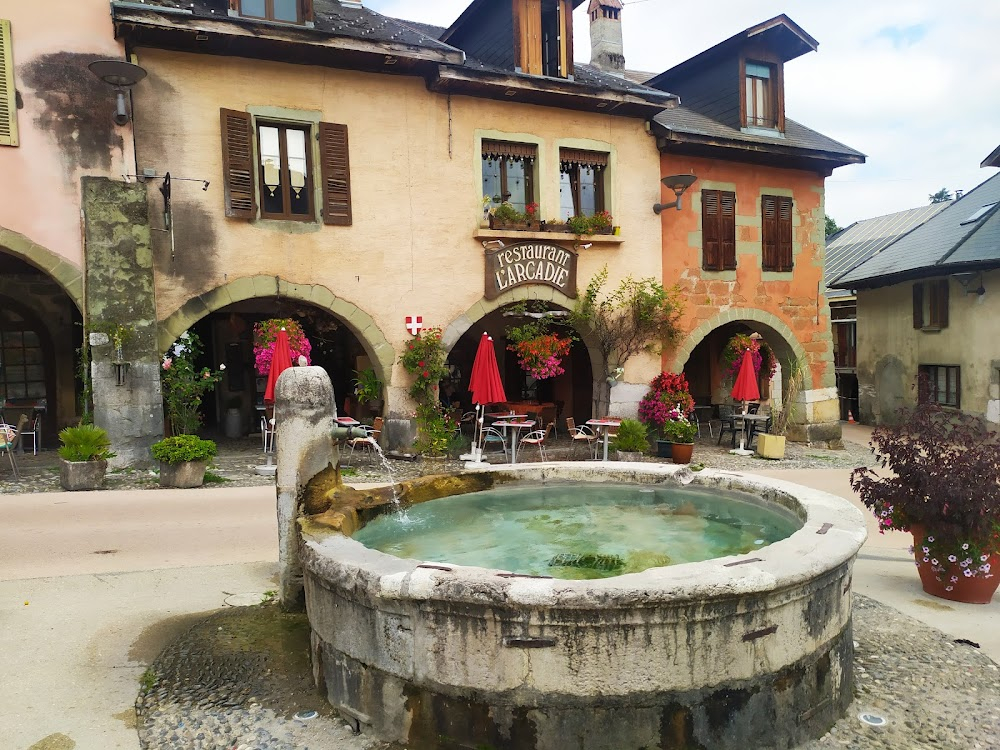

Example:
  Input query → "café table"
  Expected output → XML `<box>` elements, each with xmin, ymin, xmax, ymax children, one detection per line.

<box><xmin>735</xmin><ymin>412</ymin><xmax>769</xmax><ymax>448</ymax></box>
<box><xmin>586</xmin><ymin>418</ymin><xmax>621</xmax><ymax>462</ymax></box>
<box><xmin>491</xmin><ymin>419</ymin><xmax>535</xmax><ymax>464</ymax></box>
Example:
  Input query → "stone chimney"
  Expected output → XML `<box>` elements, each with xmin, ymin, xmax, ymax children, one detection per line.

<box><xmin>589</xmin><ymin>0</ymin><xmax>625</xmax><ymax>76</ymax></box>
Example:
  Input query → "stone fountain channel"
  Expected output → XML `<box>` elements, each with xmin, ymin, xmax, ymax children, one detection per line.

<box><xmin>273</xmin><ymin>368</ymin><xmax>868</xmax><ymax>750</ymax></box>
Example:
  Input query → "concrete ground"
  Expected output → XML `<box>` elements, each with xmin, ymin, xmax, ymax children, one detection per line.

<box><xmin>1</xmin><ymin>422</ymin><xmax>997</xmax><ymax>749</ymax></box>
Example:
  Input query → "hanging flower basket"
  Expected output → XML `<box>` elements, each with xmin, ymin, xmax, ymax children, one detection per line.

<box><xmin>253</xmin><ymin>319</ymin><xmax>312</xmax><ymax>376</ymax></box>
<box><xmin>509</xmin><ymin>333</ymin><xmax>572</xmax><ymax>380</ymax></box>
<box><xmin>721</xmin><ymin>333</ymin><xmax>776</xmax><ymax>382</ymax></box>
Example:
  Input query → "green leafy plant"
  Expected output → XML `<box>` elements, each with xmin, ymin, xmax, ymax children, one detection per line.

<box><xmin>610</xmin><ymin>418</ymin><xmax>648</xmax><ymax>454</ymax></box>
<box><xmin>57</xmin><ymin>424</ymin><xmax>116</xmax><ymax>462</ymax></box>
<box><xmin>566</xmin><ymin>210</ymin><xmax>613</xmax><ymax>236</ymax></box>
<box><xmin>161</xmin><ymin>330</ymin><xmax>224</xmax><ymax>435</ymax></box>
<box><xmin>412</xmin><ymin>401</ymin><xmax>460</xmax><ymax>457</ymax></box>
<box><xmin>150</xmin><ymin>435</ymin><xmax>217</xmax><ymax>465</ymax></box>
<box><xmin>661</xmin><ymin>415</ymin><xmax>697</xmax><ymax>444</ymax></box>
<box><xmin>638</xmin><ymin>372</ymin><xmax>695</xmax><ymax>437</ymax></box>
<box><xmin>89</xmin><ymin>320</ymin><xmax>136</xmax><ymax>359</ymax></box>
<box><xmin>352</xmin><ymin>368</ymin><xmax>383</xmax><ymax>405</ymax></box>
<box><xmin>769</xmin><ymin>356</ymin><xmax>807</xmax><ymax>436</ymax></box>
<box><xmin>399</xmin><ymin>327</ymin><xmax>449</xmax><ymax>404</ymax></box>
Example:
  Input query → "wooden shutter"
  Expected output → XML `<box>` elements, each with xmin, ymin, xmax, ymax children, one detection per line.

<box><xmin>318</xmin><ymin>122</ymin><xmax>352</xmax><ymax>226</ymax></box>
<box><xmin>777</xmin><ymin>197</ymin><xmax>793</xmax><ymax>271</ymax></box>
<box><xmin>761</xmin><ymin>195</ymin><xmax>777</xmax><ymax>270</ymax></box>
<box><xmin>0</xmin><ymin>19</ymin><xmax>18</xmax><ymax>147</ymax></box>
<box><xmin>930</xmin><ymin>278</ymin><xmax>949</xmax><ymax>328</ymax></box>
<box><xmin>912</xmin><ymin>283</ymin><xmax>923</xmax><ymax>328</ymax></box>
<box><xmin>721</xmin><ymin>191</ymin><xmax>736</xmax><ymax>270</ymax></box>
<box><xmin>220</xmin><ymin>108</ymin><xmax>255</xmax><ymax>219</ymax></box>
<box><xmin>299</xmin><ymin>0</ymin><xmax>314</xmax><ymax>23</ymax></box>
<box><xmin>702</xmin><ymin>190</ymin><xmax>721</xmax><ymax>271</ymax></box>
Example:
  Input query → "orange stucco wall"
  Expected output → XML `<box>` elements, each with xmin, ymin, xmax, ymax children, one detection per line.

<box><xmin>0</xmin><ymin>0</ymin><xmax>133</xmax><ymax>268</ymax></box>
<box><xmin>659</xmin><ymin>155</ymin><xmax>835</xmax><ymax>394</ymax></box>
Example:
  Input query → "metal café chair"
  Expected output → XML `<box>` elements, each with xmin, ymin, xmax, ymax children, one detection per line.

<box><xmin>260</xmin><ymin>415</ymin><xmax>276</xmax><ymax>453</ymax></box>
<box><xmin>20</xmin><ymin>414</ymin><xmax>41</xmax><ymax>455</ymax></box>
<box><xmin>717</xmin><ymin>404</ymin><xmax>740</xmax><ymax>448</ymax></box>
<box><xmin>519</xmin><ymin>422</ymin><xmax>553</xmax><ymax>461</ymax></box>
<box><xmin>480</xmin><ymin>426</ymin><xmax>508</xmax><ymax>461</ymax></box>
<box><xmin>566</xmin><ymin>417</ymin><xmax>598</xmax><ymax>459</ymax></box>
<box><xmin>0</xmin><ymin>415</ymin><xmax>28</xmax><ymax>480</ymax></box>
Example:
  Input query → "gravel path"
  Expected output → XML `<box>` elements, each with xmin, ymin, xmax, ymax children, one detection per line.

<box><xmin>137</xmin><ymin>595</ymin><xmax>999</xmax><ymax>750</ymax></box>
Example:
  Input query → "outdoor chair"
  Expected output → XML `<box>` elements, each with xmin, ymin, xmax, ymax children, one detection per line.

<box><xmin>747</xmin><ymin>402</ymin><xmax>761</xmax><ymax>414</ymax></box>
<box><xmin>480</xmin><ymin>426</ymin><xmax>508</xmax><ymax>461</ymax></box>
<box><xmin>260</xmin><ymin>415</ymin><xmax>276</xmax><ymax>453</ymax></box>
<box><xmin>0</xmin><ymin>415</ymin><xmax>28</xmax><ymax>480</ymax></box>
<box><xmin>519</xmin><ymin>422</ymin><xmax>553</xmax><ymax>461</ymax></box>
<box><xmin>717</xmin><ymin>404</ymin><xmax>740</xmax><ymax>448</ymax></box>
<box><xmin>539</xmin><ymin>404</ymin><xmax>558</xmax><ymax>437</ymax></box>
<box><xmin>19</xmin><ymin>414</ymin><xmax>41</xmax><ymax>455</ymax></box>
<box><xmin>346</xmin><ymin>417</ymin><xmax>383</xmax><ymax>465</ymax></box>
<box><xmin>747</xmin><ymin>414</ymin><xmax>772</xmax><ymax>450</ymax></box>
<box><xmin>566</xmin><ymin>417</ymin><xmax>598</xmax><ymax>459</ymax></box>
<box><xmin>460</xmin><ymin>411</ymin><xmax>478</xmax><ymax>437</ymax></box>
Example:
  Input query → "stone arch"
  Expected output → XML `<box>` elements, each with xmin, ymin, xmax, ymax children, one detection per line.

<box><xmin>158</xmin><ymin>276</ymin><xmax>395</xmax><ymax>386</ymax></box>
<box><xmin>670</xmin><ymin>308</ymin><xmax>814</xmax><ymax>389</ymax></box>
<box><xmin>0</xmin><ymin>226</ymin><xmax>84</xmax><ymax>311</ymax></box>
<box><xmin>441</xmin><ymin>286</ymin><xmax>605</xmax><ymax>382</ymax></box>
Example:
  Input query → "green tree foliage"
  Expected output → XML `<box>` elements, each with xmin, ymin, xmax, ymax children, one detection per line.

<box><xmin>929</xmin><ymin>188</ymin><xmax>953</xmax><ymax>204</ymax></box>
<box><xmin>824</xmin><ymin>215</ymin><xmax>841</xmax><ymax>236</ymax></box>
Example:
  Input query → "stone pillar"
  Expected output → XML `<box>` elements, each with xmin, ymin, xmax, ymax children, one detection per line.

<box><xmin>82</xmin><ymin>177</ymin><xmax>163</xmax><ymax>467</ymax></box>
<box><xmin>786</xmin><ymin>387</ymin><xmax>842</xmax><ymax>445</ymax></box>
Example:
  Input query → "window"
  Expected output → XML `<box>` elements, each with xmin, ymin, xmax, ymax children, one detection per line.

<box><xmin>744</xmin><ymin>61</ymin><xmax>776</xmax><ymax>129</ymax></box>
<box><xmin>918</xmin><ymin>365</ymin><xmax>960</xmax><ymax>408</ymax></box>
<box><xmin>559</xmin><ymin>149</ymin><xmax>607</xmax><ymax>220</ymax></box>
<box><xmin>482</xmin><ymin>140</ymin><xmax>536</xmax><ymax>214</ymax></box>
<box><xmin>235</xmin><ymin>0</ymin><xmax>311</xmax><ymax>24</ymax></box>
<box><xmin>0</xmin><ymin>325</ymin><xmax>45</xmax><ymax>401</ymax></box>
<box><xmin>960</xmin><ymin>202</ymin><xmax>998</xmax><ymax>225</ymax></box>
<box><xmin>761</xmin><ymin>195</ymin><xmax>793</xmax><ymax>271</ymax></box>
<box><xmin>912</xmin><ymin>279</ymin><xmax>949</xmax><ymax>330</ymax></box>
<box><xmin>516</xmin><ymin>0</ymin><xmax>574</xmax><ymax>78</ymax></box>
<box><xmin>0</xmin><ymin>19</ymin><xmax>18</xmax><ymax>147</ymax></box>
<box><xmin>702</xmin><ymin>189</ymin><xmax>736</xmax><ymax>271</ymax></box>
<box><xmin>220</xmin><ymin>109</ymin><xmax>351</xmax><ymax>225</ymax></box>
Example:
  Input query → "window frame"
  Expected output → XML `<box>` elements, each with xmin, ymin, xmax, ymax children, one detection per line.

<box><xmin>741</xmin><ymin>58</ymin><xmax>783</xmax><ymax>132</ymax></box>
<box><xmin>918</xmin><ymin>364</ymin><xmax>961</xmax><ymax>409</ymax></box>
<box><xmin>761</xmin><ymin>194</ymin><xmax>793</xmax><ymax>272</ymax></box>
<box><xmin>236</xmin><ymin>0</ymin><xmax>309</xmax><ymax>25</ymax></box>
<box><xmin>558</xmin><ymin>148</ymin><xmax>608</xmax><ymax>219</ymax></box>
<box><xmin>701</xmin><ymin>189</ymin><xmax>736</xmax><ymax>272</ymax></box>
<box><xmin>256</xmin><ymin>121</ymin><xmax>315</xmax><ymax>222</ymax></box>
<box><xmin>912</xmin><ymin>279</ymin><xmax>949</xmax><ymax>330</ymax></box>
<box><xmin>482</xmin><ymin>141</ymin><xmax>537</xmax><ymax>213</ymax></box>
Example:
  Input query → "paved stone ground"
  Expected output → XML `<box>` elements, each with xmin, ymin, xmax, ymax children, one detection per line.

<box><xmin>1</xmin><ymin>428</ymin><xmax>876</xmax><ymax>494</ymax></box>
<box><xmin>138</xmin><ymin>595</ymin><xmax>999</xmax><ymax>750</ymax></box>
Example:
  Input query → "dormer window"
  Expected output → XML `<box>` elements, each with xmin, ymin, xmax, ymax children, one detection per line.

<box><xmin>744</xmin><ymin>61</ymin><xmax>777</xmax><ymax>129</ymax></box>
<box><xmin>516</xmin><ymin>0</ymin><xmax>574</xmax><ymax>79</ymax></box>
<box><xmin>233</xmin><ymin>0</ymin><xmax>311</xmax><ymax>25</ymax></box>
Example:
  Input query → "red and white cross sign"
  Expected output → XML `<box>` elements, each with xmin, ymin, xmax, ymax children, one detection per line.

<box><xmin>405</xmin><ymin>316</ymin><xmax>424</xmax><ymax>336</ymax></box>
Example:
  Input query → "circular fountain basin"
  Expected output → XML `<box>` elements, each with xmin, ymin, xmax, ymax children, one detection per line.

<box><xmin>300</xmin><ymin>463</ymin><xmax>867</xmax><ymax>750</ymax></box>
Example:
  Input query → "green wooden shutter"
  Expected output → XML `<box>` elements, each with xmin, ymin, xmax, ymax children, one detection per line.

<box><xmin>220</xmin><ymin>108</ymin><xmax>255</xmax><ymax>219</ymax></box>
<box><xmin>721</xmin><ymin>191</ymin><xmax>736</xmax><ymax>270</ymax></box>
<box><xmin>0</xmin><ymin>19</ymin><xmax>19</xmax><ymax>147</ymax></box>
<box><xmin>318</xmin><ymin>122</ymin><xmax>352</xmax><ymax>226</ymax></box>
<box><xmin>777</xmin><ymin>197</ymin><xmax>793</xmax><ymax>271</ymax></box>
<box><xmin>761</xmin><ymin>195</ymin><xmax>778</xmax><ymax>270</ymax></box>
<box><xmin>912</xmin><ymin>283</ymin><xmax>923</xmax><ymax>328</ymax></box>
<box><xmin>702</xmin><ymin>190</ymin><xmax>721</xmax><ymax>271</ymax></box>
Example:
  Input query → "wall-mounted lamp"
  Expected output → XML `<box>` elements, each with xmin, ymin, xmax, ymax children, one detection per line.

<box><xmin>951</xmin><ymin>271</ymin><xmax>986</xmax><ymax>296</ymax></box>
<box><xmin>482</xmin><ymin>239</ymin><xmax>506</xmax><ymax>249</ymax></box>
<box><xmin>653</xmin><ymin>174</ymin><xmax>698</xmax><ymax>214</ymax></box>
<box><xmin>574</xmin><ymin>242</ymin><xmax>593</xmax><ymax>250</ymax></box>
<box><xmin>88</xmin><ymin>59</ymin><xmax>147</xmax><ymax>126</ymax></box>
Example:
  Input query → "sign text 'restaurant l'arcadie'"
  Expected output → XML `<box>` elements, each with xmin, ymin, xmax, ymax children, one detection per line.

<box><xmin>484</xmin><ymin>242</ymin><xmax>578</xmax><ymax>300</ymax></box>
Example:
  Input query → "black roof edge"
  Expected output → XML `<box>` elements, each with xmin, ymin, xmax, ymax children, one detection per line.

<box><xmin>831</xmin><ymin>260</ymin><xmax>1000</xmax><ymax>291</ymax></box>
<box><xmin>652</xmin><ymin>126</ymin><xmax>864</xmax><ymax>169</ymax></box>
<box><xmin>982</xmin><ymin>144</ymin><xmax>1000</xmax><ymax>169</ymax></box>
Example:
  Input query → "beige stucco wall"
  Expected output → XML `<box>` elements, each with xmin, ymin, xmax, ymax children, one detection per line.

<box><xmin>130</xmin><ymin>48</ymin><xmax>665</xmax><ymax>414</ymax></box>
<box><xmin>856</xmin><ymin>271</ymin><xmax>1000</xmax><ymax>424</ymax></box>
<box><xmin>0</xmin><ymin>0</ymin><xmax>133</xmax><ymax>271</ymax></box>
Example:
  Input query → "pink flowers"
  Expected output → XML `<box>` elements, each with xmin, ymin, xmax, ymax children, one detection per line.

<box><xmin>162</xmin><ymin>357</ymin><xmax>172</xmax><ymax>370</ymax></box>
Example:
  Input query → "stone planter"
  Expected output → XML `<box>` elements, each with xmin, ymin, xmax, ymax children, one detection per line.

<box><xmin>616</xmin><ymin>450</ymin><xmax>643</xmax><ymax>462</ymax></box>
<box><xmin>159</xmin><ymin>459</ymin><xmax>208</xmax><ymax>488</ymax></box>
<box><xmin>59</xmin><ymin>459</ymin><xmax>107</xmax><ymax>491</ymax></box>
<box><xmin>756</xmin><ymin>433</ymin><xmax>786</xmax><ymax>460</ymax></box>
<box><xmin>671</xmin><ymin>442</ymin><xmax>694</xmax><ymax>464</ymax></box>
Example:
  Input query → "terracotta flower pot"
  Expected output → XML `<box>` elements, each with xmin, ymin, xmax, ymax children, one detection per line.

<box><xmin>671</xmin><ymin>442</ymin><xmax>694</xmax><ymax>464</ymax></box>
<box><xmin>911</xmin><ymin>526</ymin><xmax>1000</xmax><ymax>604</ymax></box>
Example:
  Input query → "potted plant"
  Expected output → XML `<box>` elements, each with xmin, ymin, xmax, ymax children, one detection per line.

<box><xmin>756</xmin><ymin>356</ymin><xmax>807</xmax><ymax>460</ymax></box>
<box><xmin>151</xmin><ymin>434</ymin><xmax>217</xmax><ymax>488</ymax></box>
<box><xmin>353</xmin><ymin>368</ymin><xmax>384</xmax><ymax>416</ymax></box>
<box><xmin>610</xmin><ymin>418</ymin><xmax>648</xmax><ymax>461</ymax></box>
<box><xmin>161</xmin><ymin>330</ymin><xmax>225</xmax><ymax>435</ymax></box>
<box><xmin>850</xmin><ymin>396</ymin><xmax>1000</xmax><ymax>604</ymax></box>
<box><xmin>638</xmin><ymin>371</ymin><xmax>695</xmax><ymax>458</ymax></box>
<box><xmin>488</xmin><ymin>201</ymin><xmax>540</xmax><ymax>231</ymax></box>
<box><xmin>661</xmin><ymin>412</ymin><xmax>697</xmax><ymax>464</ymax></box>
<box><xmin>58</xmin><ymin>424</ymin><xmax>115</xmax><ymax>491</ymax></box>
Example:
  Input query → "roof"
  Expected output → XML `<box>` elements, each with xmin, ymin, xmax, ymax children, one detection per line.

<box><xmin>823</xmin><ymin>203</ymin><xmax>950</xmax><ymax>297</ymax></box>
<box><xmin>645</xmin><ymin>15</ymin><xmax>818</xmax><ymax>90</ymax></box>
<box><xmin>831</xmin><ymin>172</ymin><xmax>1000</xmax><ymax>289</ymax></box>
<box><xmin>982</xmin><ymin>144</ymin><xmax>1000</xmax><ymax>169</ymax></box>
<box><xmin>442</xmin><ymin>0</ymin><xmax>585</xmax><ymax>44</ymax></box>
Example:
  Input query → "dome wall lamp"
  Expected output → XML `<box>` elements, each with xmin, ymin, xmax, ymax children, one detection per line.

<box><xmin>653</xmin><ymin>174</ymin><xmax>698</xmax><ymax>214</ymax></box>
<box><xmin>88</xmin><ymin>59</ymin><xmax>147</xmax><ymax>126</ymax></box>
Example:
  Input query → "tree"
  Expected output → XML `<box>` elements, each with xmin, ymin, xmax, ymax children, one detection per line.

<box><xmin>824</xmin><ymin>215</ymin><xmax>841</xmax><ymax>236</ymax></box>
<box><xmin>568</xmin><ymin>266</ymin><xmax>684</xmax><ymax>417</ymax></box>
<box><xmin>929</xmin><ymin>188</ymin><xmax>953</xmax><ymax>204</ymax></box>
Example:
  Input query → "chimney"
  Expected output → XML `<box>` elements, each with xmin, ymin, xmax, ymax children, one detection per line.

<box><xmin>589</xmin><ymin>0</ymin><xmax>625</xmax><ymax>77</ymax></box>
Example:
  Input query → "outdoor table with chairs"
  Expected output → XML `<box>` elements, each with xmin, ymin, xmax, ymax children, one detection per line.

<box><xmin>586</xmin><ymin>417</ymin><xmax>621</xmax><ymax>462</ymax></box>
<box><xmin>491</xmin><ymin>418</ymin><xmax>535</xmax><ymax>464</ymax></box>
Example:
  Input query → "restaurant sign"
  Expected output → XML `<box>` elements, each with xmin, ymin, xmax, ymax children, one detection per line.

<box><xmin>484</xmin><ymin>241</ymin><xmax>578</xmax><ymax>301</ymax></box>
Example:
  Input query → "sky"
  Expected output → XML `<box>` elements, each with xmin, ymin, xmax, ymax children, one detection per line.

<box><xmin>365</xmin><ymin>0</ymin><xmax>1000</xmax><ymax>228</ymax></box>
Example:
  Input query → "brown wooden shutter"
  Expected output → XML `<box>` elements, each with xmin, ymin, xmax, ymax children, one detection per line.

<box><xmin>761</xmin><ymin>195</ymin><xmax>777</xmax><ymax>270</ymax></box>
<box><xmin>934</xmin><ymin>279</ymin><xmax>949</xmax><ymax>328</ymax></box>
<box><xmin>777</xmin><ymin>197</ymin><xmax>793</xmax><ymax>271</ymax></box>
<box><xmin>299</xmin><ymin>0</ymin><xmax>314</xmax><ymax>23</ymax></box>
<box><xmin>220</xmin><ymin>108</ymin><xmax>255</xmax><ymax>219</ymax></box>
<box><xmin>721</xmin><ymin>191</ymin><xmax>736</xmax><ymax>270</ymax></box>
<box><xmin>912</xmin><ymin>283</ymin><xmax>923</xmax><ymax>328</ymax></box>
<box><xmin>318</xmin><ymin>121</ymin><xmax>352</xmax><ymax>226</ymax></box>
<box><xmin>0</xmin><ymin>19</ymin><xmax>18</xmax><ymax>147</ymax></box>
<box><xmin>702</xmin><ymin>190</ymin><xmax>721</xmax><ymax>271</ymax></box>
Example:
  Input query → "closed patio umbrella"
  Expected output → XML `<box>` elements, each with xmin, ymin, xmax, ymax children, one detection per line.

<box><xmin>263</xmin><ymin>328</ymin><xmax>293</xmax><ymax>406</ymax></box>
<box><xmin>466</xmin><ymin>332</ymin><xmax>506</xmax><ymax>462</ymax></box>
<box><xmin>729</xmin><ymin>348</ymin><xmax>760</xmax><ymax>455</ymax></box>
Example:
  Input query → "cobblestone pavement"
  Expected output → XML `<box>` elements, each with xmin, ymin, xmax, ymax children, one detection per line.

<box><xmin>1</xmin><ymin>427</ymin><xmax>877</xmax><ymax>494</ymax></box>
<box><xmin>138</xmin><ymin>595</ymin><xmax>999</xmax><ymax>750</ymax></box>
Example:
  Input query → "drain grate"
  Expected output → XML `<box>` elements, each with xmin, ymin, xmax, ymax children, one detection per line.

<box><xmin>294</xmin><ymin>710</ymin><xmax>318</xmax><ymax>721</ymax></box>
<box><xmin>859</xmin><ymin>712</ymin><xmax>887</xmax><ymax>727</ymax></box>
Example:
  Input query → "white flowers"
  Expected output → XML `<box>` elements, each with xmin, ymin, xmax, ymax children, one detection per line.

<box><xmin>219</xmin><ymin>364</ymin><xmax>227</xmax><ymax>371</ymax></box>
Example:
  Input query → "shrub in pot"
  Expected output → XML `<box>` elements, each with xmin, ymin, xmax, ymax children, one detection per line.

<box><xmin>638</xmin><ymin>372</ymin><xmax>695</xmax><ymax>459</ymax></box>
<box><xmin>151</xmin><ymin>435</ymin><xmax>217</xmax><ymax>488</ymax></box>
<box><xmin>757</xmin><ymin>356</ymin><xmax>807</xmax><ymax>460</ymax></box>
<box><xmin>661</xmin><ymin>415</ymin><xmax>697</xmax><ymax>464</ymax></box>
<box><xmin>851</xmin><ymin>396</ymin><xmax>1000</xmax><ymax>603</ymax></box>
<box><xmin>610</xmin><ymin>418</ymin><xmax>648</xmax><ymax>461</ymax></box>
<box><xmin>352</xmin><ymin>368</ymin><xmax>384</xmax><ymax>416</ymax></box>
<box><xmin>58</xmin><ymin>424</ymin><xmax>116</xmax><ymax>491</ymax></box>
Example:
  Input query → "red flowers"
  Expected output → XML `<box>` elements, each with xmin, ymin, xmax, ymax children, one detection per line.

<box><xmin>509</xmin><ymin>334</ymin><xmax>571</xmax><ymax>380</ymax></box>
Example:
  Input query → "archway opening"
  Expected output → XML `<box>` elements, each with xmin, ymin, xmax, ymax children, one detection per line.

<box><xmin>444</xmin><ymin>303</ymin><xmax>594</xmax><ymax>426</ymax></box>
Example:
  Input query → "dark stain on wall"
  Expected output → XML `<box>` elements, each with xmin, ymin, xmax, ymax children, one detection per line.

<box><xmin>20</xmin><ymin>52</ymin><xmax>126</xmax><ymax>172</ymax></box>
<box><xmin>153</xmin><ymin>199</ymin><xmax>218</xmax><ymax>286</ymax></box>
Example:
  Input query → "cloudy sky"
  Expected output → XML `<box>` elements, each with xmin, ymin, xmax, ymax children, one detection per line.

<box><xmin>366</xmin><ymin>0</ymin><xmax>1000</xmax><ymax>228</ymax></box>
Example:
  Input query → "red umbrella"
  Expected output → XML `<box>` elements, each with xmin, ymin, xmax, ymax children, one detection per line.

<box><xmin>729</xmin><ymin>348</ymin><xmax>760</xmax><ymax>454</ymax></box>
<box><xmin>467</xmin><ymin>333</ymin><xmax>506</xmax><ymax>461</ymax></box>
<box><xmin>263</xmin><ymin>328</ymin><xmax>294</xmax><ymax>405</ymax></box>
